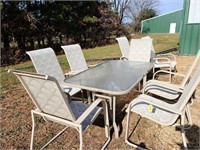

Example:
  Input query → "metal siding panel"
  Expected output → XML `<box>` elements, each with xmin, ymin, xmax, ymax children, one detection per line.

<box><xmin>180</xmin><ymin>0</ymin><xmax>200</xmax><ymax>55</ymax></box>
<box><xmin>142</xmin><ymin>10</ymin><xmax>182</xmax><ymax>33</ymax></box>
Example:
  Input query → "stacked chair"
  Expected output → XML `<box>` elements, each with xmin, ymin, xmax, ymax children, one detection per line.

<box><xmin>125</xmin><ymin>65</ymin><xmax>200</xmax><ymax>149</ymax></box>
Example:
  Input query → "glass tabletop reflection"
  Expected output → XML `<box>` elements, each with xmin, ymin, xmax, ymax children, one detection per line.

<box><xmin>64</xmin><ymin>60</ymin><xmax>153</xmax><ymax>95</ymax></box>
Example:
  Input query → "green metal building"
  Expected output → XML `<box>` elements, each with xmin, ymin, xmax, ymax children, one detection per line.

<box><xmin>141</xmin><ymin>0</ymin><xmax>200</xmax><ymax>55</ymax></box>
<box><xmin>141</xmin><ymin>9</ymin><xmax>183</xmax><ymax>34</ymax></box>
<box><xmin>179</xmin><ymin>0</ymin><xmax>200</xmax><ymax>55</ymax></box>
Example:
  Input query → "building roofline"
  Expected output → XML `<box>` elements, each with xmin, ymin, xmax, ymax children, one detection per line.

<box><xmin>141</xmin><ymin>9</ymin><xmax>183</xmax><ymax>22</ymax></box>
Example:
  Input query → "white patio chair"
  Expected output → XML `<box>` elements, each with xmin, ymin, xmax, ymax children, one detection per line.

<box><xmin>141</xmin><ymin>36</ymin><xmax>177</xmax><ymax>73</ymax></box>
<box><xmin>143</xmin><ymin>49</ymin><xmax>200</xmax><ymax>100</ymax></box>
<box><xmin>116</xmin><ymin>37</ymin><xmax>130</xmax><ymax>60</ymax></box>
<box><xmin>61</xmin><ymin>44</ymin><xmax>96</xmax><ymax>102</ymax></box>
<box><xmin>125</xmin><ymin>65</ymin><xmax>200</xmax><ymax>149</ymax></box>
<box><xmin>129</xmin><ymin>38</ymin><xmax>153</xmax><ymax>62</ymax></box>
<box><xmin>8</xmin><ymin>69</ymin><xmax>110</xmax><ymax>150</ymax></box>
<box><xmin>61</xmin><ymin>44</ymin><xmax>88</xmax><ymax>75</ymax></box>
<box><xmin>26</xmin><ymin>47</ymin><xmax>81</xmax><ymax>97</ymax></box>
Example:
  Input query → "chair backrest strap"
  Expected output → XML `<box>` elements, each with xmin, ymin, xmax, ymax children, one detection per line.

<box><xmin>26</xmin><ymin>47</ymin><xmax>65</xmax><ymax>83</ymax></box>
<box><xmin>61</xmin><ymin>44</ymin><xmax>88</xmax><ymax>74</ymax></box>
<box><xmin>116</xmin><ymin>37</ymin><xmax>130</xmax><ymax>59</ymax></box>
<box><xmin>9</xmin><ymin>70</ymin><xmax>76</xmax><ymax>121</ymax></box>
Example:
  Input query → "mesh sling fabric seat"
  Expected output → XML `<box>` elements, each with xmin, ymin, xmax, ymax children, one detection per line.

<box><xmin>61</xmin><ymin>44</ymin><xmax>88</xmax><ymax>75</ymax></box>
<box><xmin>141</xmin><ymin>36</ymin><xmax>177</xmax><ymax>73</ymax></box>
<box><xmin>143</xmin><ymin>50</ymin><xmax>200</xmax><ymax>100</ymax></box>
<box><xmin>116</xmin><ymin>37</ymin><xmax>130</xmax><ymax>60</ymax></box>
<box><xmin>26</xmin><ymin>47</ymin><xmax>81</xmax><ymax>96</ymax></box>
<box><xmin>125</xmin><ymin>65</ymin><xmax>200</xmax><ymax>149</ymax></box>
<box><xmin>8</xmin><ymin>70</ymin><xmax>110</xmax><ymax>150</ymax></box>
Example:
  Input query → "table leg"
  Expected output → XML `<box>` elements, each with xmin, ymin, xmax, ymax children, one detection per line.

<box><xmin>143</xmin><ymin>75</ymin><xmax>147</xmax><ymax>87</ymax></box>
<box><xmin>93</xmin><ymin>93</ymin><xmax>119</xmax><ymax>138</ymax></box>
<box><xmin>112</xmin><ymin>96</ymin><xmax>119</xmax><ymax>138</ymax></box>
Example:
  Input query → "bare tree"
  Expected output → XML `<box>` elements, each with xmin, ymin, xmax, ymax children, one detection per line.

<box><xmin>105</xmin><ymin>0</ymin><xmax>131</xmax><ymax>24</ymax></box>
<box><xmin>126</xmin><ymin>0</ymin><xmax>160</xmax><ymax>31</ymax></box>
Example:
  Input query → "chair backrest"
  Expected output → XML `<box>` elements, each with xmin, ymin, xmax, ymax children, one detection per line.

<box><xmin>181</xmin><ymin>50</ymin><xmax>200</xmax><ymax>87</ymax></box>
<box><xmin>116</xmin><ymin>37</ymin><xmax>130</xmax><ymax>59</ymax></box>
<box><xmin>61</xmin><ymin>44</ymin><xmax>88</xmax><ymax>74</ymax></box>
<box><xmin>9</xmin><ymin>70</ymin><xmax>76</xmax><ymax>121</ymax></box>
<box><xmin>129</xmin><ymin>38</ymin><xmax>153</xmax><ymax>62</ymax></box>
<box><xmin>26</xmin><ymin>48</ymin><xmax>65</xmax><ymax>84</ymax></box>
<box><xmin>141</xmin><ymin>36</ymin><xmax>156</xmax><ymax>59</ymax></box>
<box><xmin>174</xmin><ymin>65</ymin><xmax>200</xmax><ymax>111</ymax></box>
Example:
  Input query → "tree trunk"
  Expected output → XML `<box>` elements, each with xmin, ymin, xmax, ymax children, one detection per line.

<box><xmin>3</xmin><ymin>34</ymin><xmax>10</xmax><ymax>49</ymax></box>
<box><xmin>37</xmin><ymin>38</ymin><xmax>41</xmax><ymax>48</ymax></box>
<box><xmin>30</xmin><ymin>38</ymin><xmax>34</xmax><ymax>50</ymax></box>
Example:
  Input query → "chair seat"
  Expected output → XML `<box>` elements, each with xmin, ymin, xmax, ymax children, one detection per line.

<box><xmin>70</xmin><ymin>101</ymin><xmax>102</xmax><ymax>131</ymax></box>
<box><xmin>129</xmin><ymin>94</ymin><xmax>178</xmax><ymax>126</ymax></box>
<box><xmin>153</xmin><ymin>60</ymin><xmax>177</xmax><ymax>69</ymax></box>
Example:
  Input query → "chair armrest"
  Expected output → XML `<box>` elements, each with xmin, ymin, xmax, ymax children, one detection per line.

<box><xmin>153</xmin><ymin>70</ymin><xmax>185</xmax><ymax>80</ymax></box>
<box><xmin>120</xmin><ymin>56</ymin><xmax>128</xmax><ymax>60</ymax></box>
<box><xmin>153</xmin><ymin>57</ymin><xmax>171</xmax><ymax>63</ymax></box>
<box><xmin>75</xmin><ymin>98</ymin><xmax>108</xmax><ymax>124</ymax></box>
<box><xmin>143</xmin><ymin>80</ymin><xmax>184</xmax><ymax>93</ymax></box>
<box><xmin>157</xmin><ymin>53</ymin><xmax>176</xmax><ymax>62</ymax></box>
<box><xmin>129</xmin><ymin>95</ymin><xmax>182</xmax><ymax>115</ymax></box>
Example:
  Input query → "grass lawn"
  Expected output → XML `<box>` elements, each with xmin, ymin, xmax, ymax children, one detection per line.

<box><xmin>1</xmin><ymin>34</ymin><xmax>179</xmax><ymax>94</ymax></box>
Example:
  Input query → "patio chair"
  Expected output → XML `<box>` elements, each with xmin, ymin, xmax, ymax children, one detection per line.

<box><xmin>129</xmin><ymin>38</ymin><xmax>153</xmax><ymax>62</ymax></box>
<box><xmin>8</xmin><ymin>69</ymin><xmax>110</xmax><ymax>150</ymax></box>
<box><xmin>61</xmin><ymin>44</ymin><xmax>88</xmax><ymax>75</ymax></box>
<box><xmin>141</xmin><ymin>36</ymin><xmax>177</xmax><ymax>73</ymax></box>
<box><xmin>61</xmin><ymin>44</ymin><xmax>95</xmax><ymax>101</ymax></box>
<box><xmin>26</xmin><ymin>47</ymin><xmax>81</xmax><ymax>96</ymax></box>
<box><xmin>125</xmin><ymin>65</ymin><xmax>200</xmax><ymax>149</ymax></box>
<box><xmin>143</xmin><ymin>49</ymin><xmax>200</xmax><ymax>100</ymax></box>
<box><xmin>116</xmin><ymin>37</ymin><xmax>130</xmax><ymax>60</ymax></box>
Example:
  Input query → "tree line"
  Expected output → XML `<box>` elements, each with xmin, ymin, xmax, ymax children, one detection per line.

<box><xmin>1</xmin><ymin>0</ymin><xmax>158</xmax><ymax>65</ymax></box>
<box><xmin>1</xmin><ymin>1</ymin><xmax>128</xmax><ymax>65</ymax></box>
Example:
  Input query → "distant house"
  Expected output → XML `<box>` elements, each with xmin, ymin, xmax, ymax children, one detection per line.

<box><xmin>141</xmin><ymin>0</ymin><xmax>200</xmax><ymax>55</ymax></box>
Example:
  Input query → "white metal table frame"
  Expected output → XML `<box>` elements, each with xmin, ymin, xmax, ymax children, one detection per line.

<box><xmin>64</xmin><ymin>60</ymin><xmax>153</xmax><ymax>138</ymax></box>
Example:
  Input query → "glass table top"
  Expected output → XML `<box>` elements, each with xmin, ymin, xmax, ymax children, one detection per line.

<box><xmin>64</xmin><ymin>60</ymin><xmax>153</xmax><ymax>95</ymax></box>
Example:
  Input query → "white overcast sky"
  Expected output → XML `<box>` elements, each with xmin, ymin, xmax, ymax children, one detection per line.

<box><xmin>158</xmin><ymin>0</ymin><xmax>184</xmax><ymax>15</ymax></box>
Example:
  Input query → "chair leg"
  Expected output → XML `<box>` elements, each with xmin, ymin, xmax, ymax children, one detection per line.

<box><xmin>102</xmin><ymin>100</ymin><xmax>111</xmax><ymax>150</ymax></box>
<box><xmin>40</xmin><ymin>126</ymin><xmax>69</xmax><ymax>149</ymax></box>
<box><xmin>181</xmin><ymin>113</ymin><xmax>188</xmax><ymax>149</ymax></box>
<box><xmin>30</xmin><ymin>111</ymin><xmax>69</xmax><ymax>149</ymax></box>
<box><xmin>185</xmin><ymin>105</ymin><xmax>192</xmax><ymax>129</ymax></box>
<box><xmin>79</xmin><ymin>127</ymin><xmax>83</xmax><ymax>150</ymax></box>
<box><xmin>125</xmin><ymin>106</ymin><xmax>145</xmax><ymax>149</ymax></box>
<box><xmin>153</xmin><ymin>67</ymin><xmax>155</xmax><ymax>74</ymax></box>
<box><xmin>30</xmin><ymin>111</ymin><xmax>35</xmax><ymax>150</ymax></box>
<box><xmin>86</xmin><ymin>90</ymin><xmax>92</xmax><ymax>104</ymax></box>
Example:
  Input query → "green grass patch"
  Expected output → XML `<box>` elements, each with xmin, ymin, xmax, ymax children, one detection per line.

<box><xmin>1</xmin><ymin>34</ymin><xmax>179</xmax><ymax>94</ymax></box>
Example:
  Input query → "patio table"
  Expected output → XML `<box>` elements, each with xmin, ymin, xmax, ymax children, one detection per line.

<box><xmin>64</xmin><ymin>60</ymin><xmax>153</xmax><ymax>138</ymax></box>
